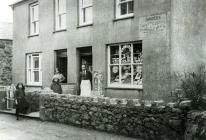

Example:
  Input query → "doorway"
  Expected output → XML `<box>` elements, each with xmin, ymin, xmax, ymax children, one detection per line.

<box><xmin>55</xmin><ymin>49</ymin><xmax>67</xmax><ymax>83</ymax></box>
<box><xmin>77</xmin><ymin>47</ymin><xmax>93</xmax><ymax>94</ymax></box>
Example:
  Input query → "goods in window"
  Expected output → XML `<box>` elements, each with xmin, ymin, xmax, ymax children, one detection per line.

<box><xmin>133</xmin><ymin>65</ymin><xmax>142</xmax><ymax>85</ymax></box>
<box><xmin>112</xmin><ymin>58</ymin><xmax>119</xmax><ymax>64</ymax></box>
<box><xmin>133</xmin><ymin>43</ymin><xmax>143</xmax><ymax>64</ymax></box>
<box><xmin>121</xmin><ymin>66</ymin><xmax>131</xmax><ymax>84</ymax></box>
<box><xmin>121</xmin><ymin>44</ymin><xmax>131</xmax><ymax>64</ymax></box>
<box><xmin>110</xmin><ymin>46</ymin><xmax>119</xmax><ymax>64</ymax></box>
<box><xmin>110</xmin><ymin>66</ymin><xmax>119</xmax><ymax>83</ymax></box>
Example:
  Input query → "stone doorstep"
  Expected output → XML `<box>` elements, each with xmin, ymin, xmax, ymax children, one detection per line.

<box><xmin>0</xmin><ymin>109</ymin><xmax>40</xmax><ymax>120</ymax></box>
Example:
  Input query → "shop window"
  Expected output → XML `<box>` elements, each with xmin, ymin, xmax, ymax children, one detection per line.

<box><xmin>55</xmin><ymin>0</ymin><xmax>66</xmax><ymax>30</ymax></box>
<box><xmin>108</xmin><ymin>42</ymin><xmax>142</xmax><ymax>88</ymax></box>
<box><xmin>79</xmin><ymin>0</ymin><xmax>93</xmax><ymax>26</ymax></box>
<box><xmin>115</xmin><ymin>0</ymin><xmax>134</xmax><ymax>19</ymax></box>
<box><xmin>26</xmin><ymin>53</ymin><xmax>42</xmax><ymax>86</ymax></box>
<box><xmin>29</xmin><ymin>2</ymin><xmax>39</xmax><ymax>35</ymax></box>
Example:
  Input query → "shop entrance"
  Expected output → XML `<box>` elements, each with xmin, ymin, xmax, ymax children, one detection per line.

<box><xmin>77</xmin><ymin>47</ymin><xmax>93</xmax><ymax>94</ymax></box>
<box><xmin>55</xmin><ymin>49</ymin><xmax>67</xmax><ymax>83</ymax></box>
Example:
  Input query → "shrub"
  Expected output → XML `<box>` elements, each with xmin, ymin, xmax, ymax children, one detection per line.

<box><xmin>180</xmin><ymin>67</ymin><xmax>206</xmax><ymax>109</ymax></box>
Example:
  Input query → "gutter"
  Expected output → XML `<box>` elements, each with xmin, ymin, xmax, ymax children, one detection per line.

<box><xmin>9</xmin><ymin>0</ymin><xmax>29</xmax><ymax>8</ymax></box>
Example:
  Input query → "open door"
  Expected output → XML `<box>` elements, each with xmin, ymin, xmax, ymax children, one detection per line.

<box><xmin>55</xmin><ymin>49</ymin><xmax>67</xmax><ymax>83</ymax></box>
<box><xmin>77</xmin><ymin>47</ymin><xmax>93</xmax><ymax>94</ymax></box>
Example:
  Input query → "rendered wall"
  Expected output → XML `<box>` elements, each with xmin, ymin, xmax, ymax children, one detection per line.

<box><xmin>12</xmin><ymin>0</ymin><xmax>172</xmax><ymax>99</ymax></box>
<box><xmin>171</xmin><ymin>0</ymin><xmax>206</xmax><ymax>90</ymax></box>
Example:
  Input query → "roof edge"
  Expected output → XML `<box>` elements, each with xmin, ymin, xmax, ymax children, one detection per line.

<box><xmin>9</xmin><ymin>0</ymin><xmax>29</xmax><ymax>7</ymax></box>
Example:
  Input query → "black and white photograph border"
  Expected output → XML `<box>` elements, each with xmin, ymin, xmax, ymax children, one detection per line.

<box><xmin>0</xmin><ymin>0</ymin><xmax>206</xmax><ymax>140</ymax></box>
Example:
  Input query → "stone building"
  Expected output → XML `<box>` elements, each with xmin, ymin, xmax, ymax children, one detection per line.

<box><xmin>11</xmin><ymin>0</ymin><xmax>206</xmax><ymax>100</ymax></box>
<box><xmin>0</xmin><ymin>22</ymin><xmax>13</xmax><ymax>85</ymax></box>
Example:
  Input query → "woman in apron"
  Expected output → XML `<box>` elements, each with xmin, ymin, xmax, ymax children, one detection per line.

<box><xmin>80</xmin><ymin>64</ymin><xmax>92</xmax><ymax>96</ymax></box>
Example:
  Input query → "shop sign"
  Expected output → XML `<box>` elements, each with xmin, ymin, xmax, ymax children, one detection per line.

<box><xmin>139</xmin><ymin>13</ymin><xmax>167</xmax><ymax>38</ymax></box>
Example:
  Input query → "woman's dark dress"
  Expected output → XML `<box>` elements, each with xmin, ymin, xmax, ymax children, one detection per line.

<box><xmin>15</xmin><ymin>89</ymin><xmax>29</xmax><ymax>115</ymax></box>
<box><xmin>50</xmin><ymin>81</ymin><xmax>62</xmax><ymax>94</ymax></box>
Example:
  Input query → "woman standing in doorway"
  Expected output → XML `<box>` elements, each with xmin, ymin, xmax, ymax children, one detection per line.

<box><xmin>80</xmin><ymin>64</ymin><xmax>92</xmax><ymax>96</ymax></box>
<box><xmin>50</xmin><ymin>68</ymin><xmax>65</xmax><ymax>94</ymax></box>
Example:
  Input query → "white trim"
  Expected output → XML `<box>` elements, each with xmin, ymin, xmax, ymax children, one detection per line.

<box><xmin>55</xmin><ymin>0</ymin><xmax>67</xmax><ymax>30</ymax></box>
<box><xmin>26</xmin><ymin>53</ymin><xmax>42</xmax><ymax>86</ymax></box>
<box><xmin>107</xmin><ymin>42</ymin><xmax>143</xmax><ymax>89</ymax></box>
<box><xmin>115</xmin><ymin>0</ymin><xmax>134</xmax><ymax>19</ymax></box>
<box><xmin>79</xmin><ymin>0</ymin><xmax>93</xmax><ymax>26</ymax></box>
<box><xmin>29</xmin><ymin>2</ymin><xmax>39</xmax><ymax>35</ymax></box>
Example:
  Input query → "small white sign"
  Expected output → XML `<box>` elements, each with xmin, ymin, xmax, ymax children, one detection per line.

<box><xmin>139</xmin><ymin>14</ymin><xmax>167</xmax><ymax>38</ymax></box>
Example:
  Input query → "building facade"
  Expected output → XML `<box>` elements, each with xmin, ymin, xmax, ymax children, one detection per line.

<box><xmin>12</xmin><ymin>0</ymin><xmax>206</xmax><ymax>100</ymax></box>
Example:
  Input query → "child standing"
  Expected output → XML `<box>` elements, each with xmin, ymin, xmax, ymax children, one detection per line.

<box><xmin>14</xmin><ymin>83</ymin><xmax>29</xmax><ymax>120</ymax></box>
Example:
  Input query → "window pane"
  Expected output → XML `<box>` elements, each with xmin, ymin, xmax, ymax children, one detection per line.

<box><xmin>133</xmin><ymin>65</ymin><xmax>143</xmax><ymax>85</ymax></box>
<box><xmin>85</xmin><ymin>7</ymin><xmax>92</xmax><ymax>23</ymax></box>
<box><xmin>121</xmin><ymin>44</ymin><xmax>131</xmax><ymax>64</ymax></box>
<box><xmin>33</xmin><ymin>57</ymin><xmax>39</xmax><ymax>68</ymax></box>
<box><xmin>60</xmin><ymin>14</ymin><xmax>66</xmax><ymax>29</ymax></box>
<box><xmin>120</xmin><ymin>2</ymin><xmax>127</xmax><ymax>15</ymax></box>
<box><xmin>59</xmin><ymin>0</ymin><xmax>66</xmax><ymax>14</ymax></box>
<box><xmin>31</xmin><ymin>23</ymin><xmax>34</xmax><ymax>34</ymax></box>
<box><xmin>128</xmin><ymin>1</ymin><xmax>134</xmax><ymax>14</ymax></box>
<box><xmin>33</xmin><ymin>5</ymin><xmax>39</xmax><ymax>21</ymax></box>
<box><xmin>28</xmin><ymin>56</ymin><xmax>31</xmax><ymax>68</ymax></box>
<box><xmin>133</xmin><ymin>43</ymin><xmax>143</xmax><ymax>63</ymax></box>
<box><xmin>110</xmin><ymin>66</ymin><xmax>119</xmax><ymax>84</ymax></box>
<box><xmin>33</xmin><ymin>71</ymin><xmax>39</xmax><ymax>82</ymax></box>
<box><xmin>121</xmin><ymin>65</ymin><xmax>131</xmax><ymax>84</ymax></box>
<box><xmin>110</xmin><ymin>45</ymin><xmax>119</xmax><ymax>64</ymax></box>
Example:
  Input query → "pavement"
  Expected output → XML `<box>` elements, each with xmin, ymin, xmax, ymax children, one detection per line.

<box><xmin>0</xmin><ymin>113</ymin><xmax>139</xmax><ymax>140</ymax></box>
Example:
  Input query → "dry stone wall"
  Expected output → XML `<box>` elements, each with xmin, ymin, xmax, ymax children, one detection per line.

<box><xmin>0</xmin><ymin>40</ymin><xmax>12</xmax><ymax>85</ymax></box>
<box><xmin>39</xmin><ymin>92</ymin><xmax>188</xmax><ymax>140</ymax></box>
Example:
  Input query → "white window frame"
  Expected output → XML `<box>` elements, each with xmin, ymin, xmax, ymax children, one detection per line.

<box><xmin>26</xmin><ymin>53</ymin><xmax>42</xmax><ymax>86</ymax></box>
<box><xmin>115</xmin><ymin>0</ymin><xmax>134</xmax><ymax>19</ymax></box>
<box><xmin>79</xmin><ymin>0</ymin><xmax>93</xmax><ymax>26</ymax></box>
<box><xmin>55</xmin><ymin>0</ymin><xmax>67</xmax><ymax>30</ymax></box>
<box><xmin>29</xmin><ymin>2</ymin><xmax>39</xmax><ymax>35</ymax></box>
<box><xmin>107</xmin><ymin>42</ymin><xmax>143</xmax><ymax>89</ymax></box>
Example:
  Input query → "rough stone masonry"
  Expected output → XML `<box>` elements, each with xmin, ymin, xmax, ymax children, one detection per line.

<box><xmin>0</xmin><ymin>40</ymin><xmax>12</xmax><ymax>85</ymax></box>
<box><xmin>40</xmin><ymin>92</ymin><xmax>189</xmax><ymax>140</ymax></box>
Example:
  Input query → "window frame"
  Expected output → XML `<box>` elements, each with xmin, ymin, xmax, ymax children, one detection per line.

<box><xmin>115</xmin><ymin>0</ymin><xmax>134</xmax><ymax>19</ymax></box>
<box><xmin>55</xmin><ymin>0</ymin><xmax>67</xmax><ymax>31</ymax></box>
<box><xmin>26</xmin><ymin>53</ymin><xmax>42</xmax><ymax>86</ymax></box>
<box><xmin>29</xmin><ymin>2</ymin><xmax>39</xmax><ymax>36</ymax></box>
<box><xmin>78</xmin><ymin>0</ymin><xmax>93</xmax><ymax>26</ymax></box>
<box><xmin>107</xmin><ymin>42</ymin><xmax>143</xmax><ymax>89</ymax></box>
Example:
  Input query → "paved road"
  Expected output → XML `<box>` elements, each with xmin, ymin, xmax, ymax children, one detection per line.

<box><xmin>0</xmin><ymin>114</ymin><xmax>138</xmax><ymax>140</ymax></box>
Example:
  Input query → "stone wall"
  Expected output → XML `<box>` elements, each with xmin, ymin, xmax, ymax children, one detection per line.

<box><xmin>185</xmin><ymin>111</ymin><xmax>206</xmax><ymax>140</ymax></box>
<box><xmin>25</xmin><ymin>91</ymin><xmax>40</xmax><ymax>112</ymax></box>
<box><xmin>0</xmin><ymin>87</ymin><xmax>40</xmax><ymax>113</ymax></box>
<box><xmin>0</xmin><ymin>40</ymin><xmax>12</xmax><ymax>85</ymax></box>
<box><xmin>40</xmin><ymin>92</ymin><xmax>188</xmax><ymax>140</ymax></box>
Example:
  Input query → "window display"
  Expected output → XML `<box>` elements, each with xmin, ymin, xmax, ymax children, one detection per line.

<box><xmin>108</xmin><ymin>42</ymin><xmax>143</xmax><ymax>88</ymax></box>
<box><xmin>121</xmin><ymin>65</ymin><xmax>131</xmax><ymax>84</ymax></box>
<box><xmin>110</xmin><ymin>66</ymin><xmax>119</xmax><ymax>84</ymax></box>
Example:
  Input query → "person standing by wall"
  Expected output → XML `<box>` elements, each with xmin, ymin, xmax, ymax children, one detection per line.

<box><xmin>14</xmin><ymin>83</ymin><xmax>29</xmax><ymax>120</ymax></box>
<box><xmin>50</xmin><ymin>68</ymin><xmax>65</xmax><ymax>94</ymax></box>
<box><xmin>79</xmin><ymin>64</ymin><xmax>92</xmax><ymax>96</ymax></box>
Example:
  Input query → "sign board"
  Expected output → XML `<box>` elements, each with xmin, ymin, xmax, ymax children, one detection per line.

<box><xmin>139</xmin><ymin>14</ymin><xmax>167</xmax><ymax>38</ymax></box>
